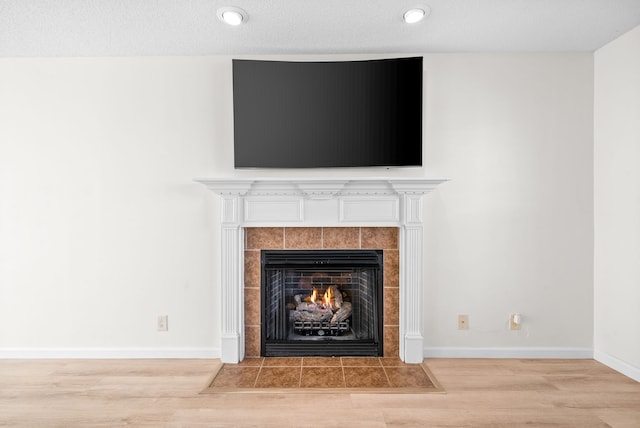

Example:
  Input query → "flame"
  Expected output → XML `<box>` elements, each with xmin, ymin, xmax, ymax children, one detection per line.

<box><xmin>322</xmin><ymin>287</ymin><xmax>333</xmax><ymax>308</ymax></box>
<box><xmin>309</xmin><ymin>288</ymin><xmax>318</xmax><ymax>303</ymax></box>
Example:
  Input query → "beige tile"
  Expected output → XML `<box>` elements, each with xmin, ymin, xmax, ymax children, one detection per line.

<box><xmin>244</xmin><ymin>250</ymin><xmax>261</xmax><ymax>287</ymax></box>
<box><xmin>303</xmin><ymin>357</ymin><xmax>342</xmax><ymax>367</ymax></box>
<box><xmin>244</xmin><ymin>288</ymin><xmax>261</xmax><ymax>326</ymax></box>
<box><xmin>262</xmin><ymin>357</ymin><xmax>302</xmax><ymax>367</ymax></box>
<box><xmin>323</xmin><ymin>227</ymin><xmax>361</xmax><ymax>249</ymax></box>
<box><xmin>384</xmin><ymin>326</ymin><xmax>399</xmax><ymax>358</ymax></box>
<box><xmin>344</xmin><ymin>367</ymin><xmax>390</xmax><ymax>388</ymax></box>
<box><xmin>246</xmin><ymin>227</ymin><xmax>284</xmax><ymax>249</ymax></box>
<box><xmin>361</xmin><ymin>227</ymin><xmax>399</xmax><ymax>249</ymax></box>
<box><xmin>300</xmin><ymin>367</ymin><xmax>346</xmax><ymax>388</ymax></box>
<box><xmin>244</xmin><ymin>325</ymin><xmax>261</xmax><ymax>357</ymax></box>
<box><xmin>284</xmin><ymin>227</ymin><xmax>322</xmax><ymax>249</ymax></box>
<box><xmin>255</xmin><ymin>367</ymin><xmax>301</xmax><ymax>388</ymax></box>
<box><xmin>384</xmin><ymin>287</ymin><xmax>399</xmax><ymax>325</ymax></box>
<box><xmin>383</xmin><ymin>250</ymin><xmax>399</xmax><ymax>288</ymax></box>
<box><xmin>341</xmin><ymin>357</ymin><xmax>382</xmax><ymax>367</ymax></box>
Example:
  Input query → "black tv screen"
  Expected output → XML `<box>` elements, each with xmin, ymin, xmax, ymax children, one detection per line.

<box><xmin>232</xmin><ymin>57</ymin><xmax>423</xmax><ymax>168</ymax></box>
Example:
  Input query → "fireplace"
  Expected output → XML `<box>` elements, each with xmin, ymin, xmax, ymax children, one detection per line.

<box><xmin>195</xmin><ymin>177</ymin><xmax>447</xmax><ymax>363</ymax></box>
<box><xmin>261</xmin><ymin>249</ymin><xmax>384</xmax><ymax>357</ymax></box>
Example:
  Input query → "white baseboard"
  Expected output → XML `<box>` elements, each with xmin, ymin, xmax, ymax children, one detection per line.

<box><xmin>0</xmin><ymin>347</ymin><xmax>220</xmax><ymax>359</ymax></box>
<box><xmin>424</xmin><ymin>346</ymin><xmax>594</xmax><ymax>359</ymax></box>
<box><xmin>594</xmin><ymin>349</ymin><xmax>640</xmax><ymax>382</ymax></box>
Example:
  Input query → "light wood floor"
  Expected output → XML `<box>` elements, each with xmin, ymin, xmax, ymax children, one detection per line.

<box><xmin>1</xmin><ymin>358</ymin><xmax>639</xmax><ymax>427</ymax></box>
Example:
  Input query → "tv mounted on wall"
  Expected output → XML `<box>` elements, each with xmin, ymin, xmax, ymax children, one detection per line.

<box><xmin>232</xmin><ymin>57</ymin><xmax>423</xmax><ymax>169</ymax></box>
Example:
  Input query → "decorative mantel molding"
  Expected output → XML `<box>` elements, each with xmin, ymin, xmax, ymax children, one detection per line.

<box><xmin>195</xmin><ymin>177</ymin><xmax>446</xmax><ymax>198</ymax></box>
<box><xmin>196</xmin><ymin>177</ymin><xmax>447</xmax><ymax>363</ymax></box>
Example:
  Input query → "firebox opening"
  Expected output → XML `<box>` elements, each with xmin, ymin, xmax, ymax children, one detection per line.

<box><xmin>261</xmin><ymin>249</ymin><xmax>384</xmax><ymax>357</ymax></box>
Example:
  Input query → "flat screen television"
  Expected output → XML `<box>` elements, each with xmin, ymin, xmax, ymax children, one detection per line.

<box><xmin>232</xmin><ymin>57</ymin><xmax>423</xmax><ymax>169</ymax></box>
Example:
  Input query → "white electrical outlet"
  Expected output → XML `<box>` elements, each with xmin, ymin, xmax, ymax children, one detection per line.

<box><xmin>458</xmin><ymin>314</ymin><xmax>469</xmax><ymax>330</ymax></box>
<box><xmin>157</xmin><ymin>315</ymin><xmax>168</xmax><ymax>331</ymax></box>
<box><xmin>509</xmin><ymin>313</ymin><xmax>521</xmax><ymax>330</ymax></box>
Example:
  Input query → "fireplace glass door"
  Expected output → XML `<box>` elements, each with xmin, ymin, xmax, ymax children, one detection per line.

<box><xmin>261</xmin><ymin>250</ymin><xmax>383</xmax><ymax>357</ymax></box>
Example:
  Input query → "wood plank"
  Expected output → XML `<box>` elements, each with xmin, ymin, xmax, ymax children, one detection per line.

<box><xmin>1</xmin><ymin>358</ymin><xmax>638</xmax><ymax>427</ymax></box>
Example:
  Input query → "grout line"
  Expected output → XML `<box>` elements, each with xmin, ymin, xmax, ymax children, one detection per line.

<box><xmin>252</xmin><ymin>357</ymin><xmax>264</xmax><ymax>388</ymax></box>
<box><xmin>281</xmin><ymin>227</ymin><xmax>286</xmax><ymax>249</ymax></box>
<box><xmin>298</xmin><ymin>359</ymin><xmax>304</xmax><ymax>387</ymax></box>
<box><xmin>380</xmin><ymin>358</ymin><xmax>393</xmax><ymax>387</ymax></box>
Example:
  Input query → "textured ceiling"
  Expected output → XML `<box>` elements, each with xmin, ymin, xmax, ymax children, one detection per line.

<box><xmin>2</xmin><ymin>0</ymin><xmax>640</xmax><ymax>57</ymax></box>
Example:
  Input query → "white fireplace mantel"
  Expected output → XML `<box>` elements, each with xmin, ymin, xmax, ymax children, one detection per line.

<box><xmin>196</xmin><ymin>177</ymin><xmax>447</xmax><ymax>363</ymax></box>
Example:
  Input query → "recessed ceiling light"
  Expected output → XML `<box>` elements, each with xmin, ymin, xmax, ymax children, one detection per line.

<box><xmin>403</xmin><ymin>7</ymin><xmax>429</xmax><ymax>24</ymax></box>
<box><xmin>217</xmin><ymin>6</ymin><xmax>248</xmax><ymax>26</ymax></box>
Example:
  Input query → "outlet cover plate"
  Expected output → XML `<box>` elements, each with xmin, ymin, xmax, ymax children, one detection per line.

<box><xmin>458</xmin><ymin>314</ymin><xmax>469</xmax><ymax>330</ymax></box>
<box><xmin>157</xmin><ymin>315</ymin><xmax>168</xmax><ymax>331</ymax></box>
<box><xmin>509</xmin><ymin>313</ymin><xmax>521</xmax><ymax>330</ymax></box>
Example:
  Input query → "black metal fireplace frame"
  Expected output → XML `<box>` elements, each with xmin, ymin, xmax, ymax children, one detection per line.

<box><xmin>260</xmin><ymin>249</ymin><xmax>384</xmax><ymax>357</ymax></box>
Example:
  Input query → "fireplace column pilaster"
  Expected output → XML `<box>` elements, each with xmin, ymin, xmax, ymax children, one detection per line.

<box><xmin>398</xmin><ymin>192</ymin><xmax>426</xmax><ymax>363</ymax></box>
<box><xmin>219</xmin><ymin>193</ymin><xmax>246</xmax><ymax>364</ymax></box>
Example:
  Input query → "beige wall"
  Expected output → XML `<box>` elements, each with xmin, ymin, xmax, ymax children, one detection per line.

<box><xmin>421</xmin><ymin>54</ymin><xmax>594</xmax><ymax>355</ymax></box>
<box><xmin>0</xmin><ymin>53</ymin><xmax>594</xmax><ymax>357</ymax></box>
<box><xmin>594</xmin><ymin>25</ymin><xmax>640</xmax><ymax>380</ymax></box>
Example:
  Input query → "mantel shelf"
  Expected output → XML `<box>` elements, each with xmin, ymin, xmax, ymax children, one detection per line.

<box><xmin>194</xmin><ymin>177</ymin><xmax>449</xmax><ymax>197</ymax></box>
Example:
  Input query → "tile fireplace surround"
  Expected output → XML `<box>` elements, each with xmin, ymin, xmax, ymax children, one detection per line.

<box><xmin>196</xmin><ymin>178</ymin><xmax>447</xmax><ymax>364</ymax></box>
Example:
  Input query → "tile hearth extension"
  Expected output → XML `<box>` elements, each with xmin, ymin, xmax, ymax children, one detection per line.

<box><xmin>206</xmin><ymin>357</ymin><xmax>439</xmax><ymax>391</ymax></box>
